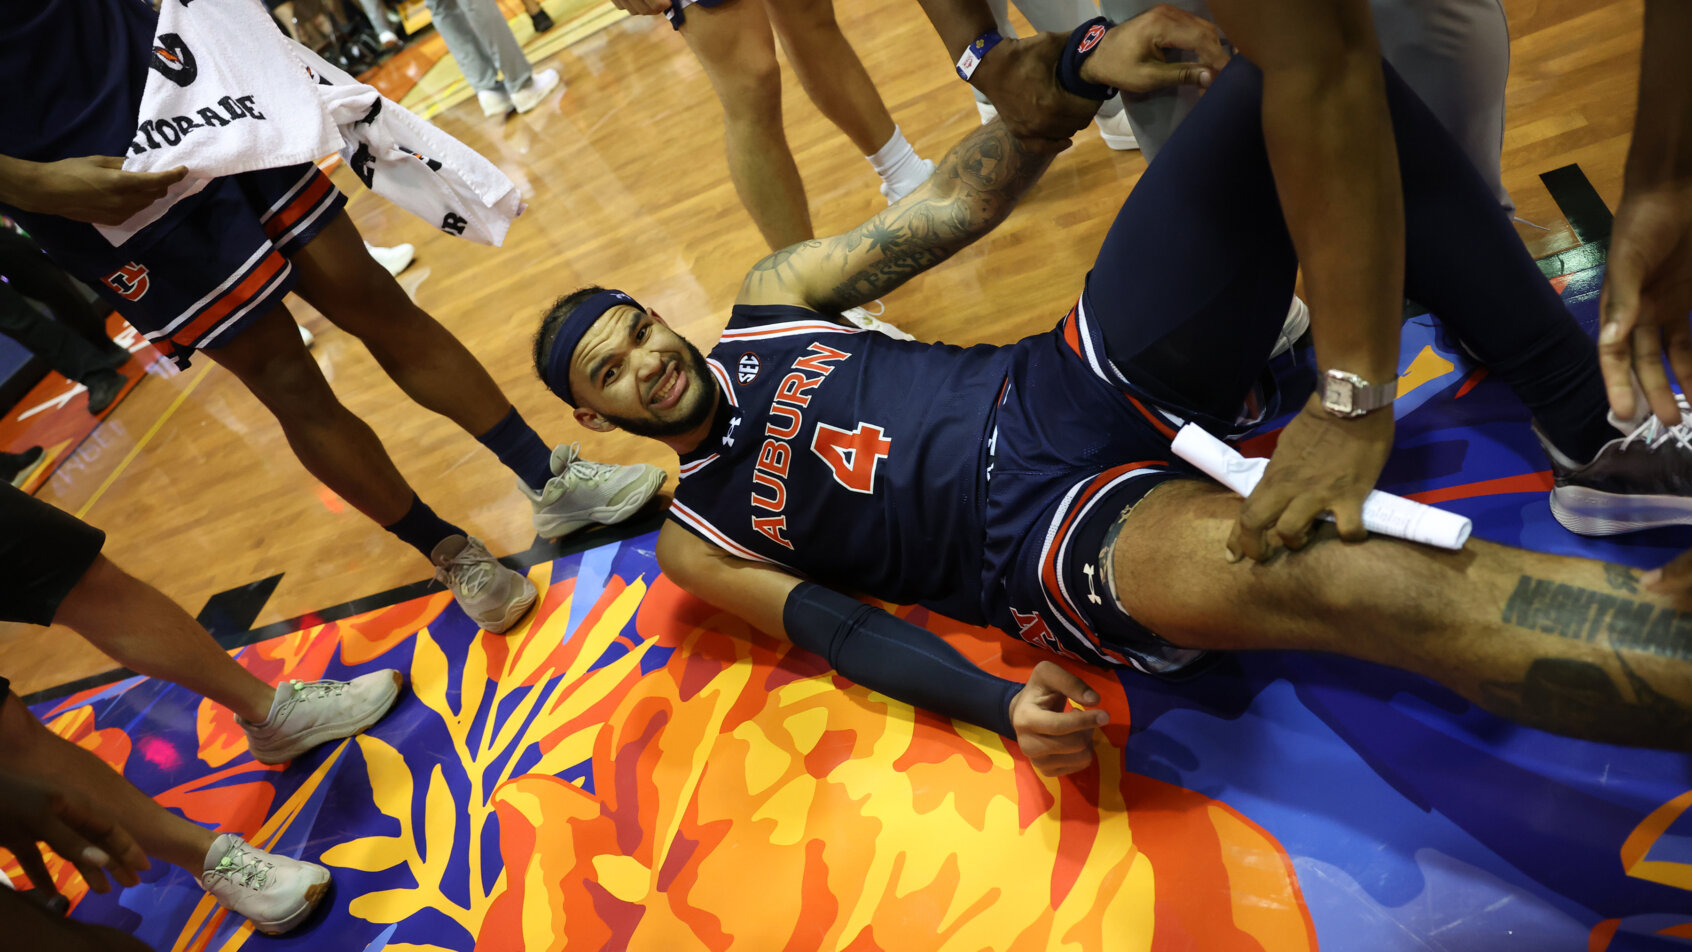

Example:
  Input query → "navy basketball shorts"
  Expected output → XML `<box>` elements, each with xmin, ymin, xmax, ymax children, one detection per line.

<box><xmin>0</xmin><ymin>482</ymin><xmax>106</xmax><ymax>630</ymax></box>
<box><xmin>42</xmin><ymin>163</ymin><xmax>345</xmax><ymax>369</ymax></box>
<box><xmin>980</xmin><ymin>298</ymin><xmax>1211</xmax><ymax>678</ymax></box>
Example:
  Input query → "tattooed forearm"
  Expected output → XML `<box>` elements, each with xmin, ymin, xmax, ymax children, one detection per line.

<box><xmin>1499</xmin><ymin>573</ymin><xmax>1691</xmax><ymax>661</ymax></box>
<box><xmin>738</xmin><ymin>119</ymin><xmax>1054</xmax><ymax>311</ymax></box>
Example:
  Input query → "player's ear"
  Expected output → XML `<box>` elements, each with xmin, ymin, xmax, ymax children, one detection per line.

<box><xmin>574</xmin><ymin>407</ymin><xmax>616</xmax><ymax>433</ymax></box>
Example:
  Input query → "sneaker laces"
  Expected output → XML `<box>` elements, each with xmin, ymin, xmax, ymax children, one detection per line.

<box><xmin>286</xmin><ymin>679</ymin><xmax>348</xmax><ymax>702</ymax></box>
<box><xmin>1617</xmin><ymin>396</ymin><xmax>1692</xmax><ymax>453</ymax></box>
<box><xmin>555</xmin><ymin>443</ymin><xmax>619</xmax><ymax>485</ymax></box>
<box><xmin>434</xmin><ymin>544</ymin><xmax>496</xmax><ymax>596</ymax></box>
<box><xmin>209</xmin><ymin>843</ymin><xmax>274</xmax><ymax>891</ymax></box>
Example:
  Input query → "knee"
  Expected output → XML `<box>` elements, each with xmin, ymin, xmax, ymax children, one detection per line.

<box><xmin>711</xmin><ymin>51</ymin><xmax>781</xmax><ymax>122</ymax></box>
<box><xmin>240</xmin><ymin>344</ymin><xmax>342</xmax><ymax>416</ymax></box>
<box><xmin>767</xmin><ymin>0</ymin><xmax>841</xmax><ymax>41</ymax></box>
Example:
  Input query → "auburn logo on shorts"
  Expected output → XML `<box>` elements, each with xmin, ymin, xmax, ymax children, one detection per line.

<box><xmin>1078</xmin><ymin>24</ymin><xmax>1107</xmax><ymax>53</ymax></box>
<box><xmin>103</xmin><ymin>263</ymin><xmax>151</xmax><ymax>302</ymax></box>
<box><xmin>148</xmin><ymin>34</ymin><xmax>199</xmax><ymax>88</ymax></box>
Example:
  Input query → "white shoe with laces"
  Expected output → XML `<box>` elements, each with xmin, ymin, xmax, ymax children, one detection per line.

<box><xmin>239</xmin><ymin>670</ymin><xmax>405</xmax><ymax>765</ymax></box>
<box><xmin>840</xmin><ymin>301</ymin><xmax>914</xmax><ymax>341</ymax></box>
<box><xmin>511</xmin><ymin>68</ymin><xmax>561</xmax><ymax>114</ymax></box>
<box><xmin>521</xmin><ymin>443</ymin><xmax>666</xmax><ymax>539</ymax></box>
<box><xmin>1538</xmin><ymin>393</ymin><xmax>1692</xmax><ymax>535</ymax></box>
<box><xmin>200</xmin><ymin>834</ymin><xmax>330</xmax><ymax>935</ymax></box>
<box><xmin>431</xmin><ymin>535</ymin><xmax>537</xmax><ymax>634</ymax></box>
<box><xmin>1095</xmin><ymin>111</ymin><xmax>1140</xmax><ymax>151</ymax></box>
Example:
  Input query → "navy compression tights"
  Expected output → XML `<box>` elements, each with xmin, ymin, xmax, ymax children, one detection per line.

<box><xmin>1087</xmin><ymin>58</ymin><xmax>1612</xmax><ymax>460</ymax></box>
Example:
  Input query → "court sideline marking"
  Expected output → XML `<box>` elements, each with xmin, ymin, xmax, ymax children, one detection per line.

<box><xmin>74</xmin><ymin>363</ymin><xmax>212</xmax><ymax>519</ymax></box>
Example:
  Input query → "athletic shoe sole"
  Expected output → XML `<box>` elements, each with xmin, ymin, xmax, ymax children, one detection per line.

<box><xmin>481</xmin><ymin>574</ymin><xmax>538</xmax><ymax>635</ymax></box>
<box><xmin>1549</xmin><ymin>485</ymin><xmax>1692</xmax><ymax>535</ymax></box>
<box><xmin>252</xmin><ymin>875</ymin><xmax>330</xmax><ymax>935</ymax></box>
<box><xmin>248</xmin><ymin>671</ymin><xmax>406</xmax><ymax>765</ymax></box>
<box><xmin>535</xmin><ymin>467</ymin><xmax>667</xmax><ymax>539</ymax></box>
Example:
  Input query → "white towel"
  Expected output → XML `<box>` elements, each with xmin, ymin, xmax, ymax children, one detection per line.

<box><xmin>100</xmin><ymin>0</ymin><xmax>523</xmax><ymax>247</ymax></box>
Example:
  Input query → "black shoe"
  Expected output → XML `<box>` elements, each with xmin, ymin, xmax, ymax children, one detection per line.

<box><xmin>1537</xmin><ymin>396</ymin><xmax>1692</xmax><ymax>535</ymax></box>
<box><xmin>530</xmin><ymin>8</ymin><xmax>554</xmax><ymax>32</ymax></box>
<box><xmin>1</xmin><ymin>446</ymin><xmax>45</xmax><ymax>487</ymax></box>
<box><xmin>83</xmin><ymin>369</ymin><xmax>128</xmax><ymax>416</ymax></box>
<box><xmin>96</xmin><ymin>345</ymin><xmax>131</xmax><ymax>371</ymax></box>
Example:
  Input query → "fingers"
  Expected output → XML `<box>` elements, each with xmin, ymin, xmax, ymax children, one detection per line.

<box><xmin>1017</xmin><ymin>704</ymin><xmax>1108</xmax><ymax>737</ymax></box>
<box><xmin>1644</xmin><ymin>548</ymin><xmax>1692</xmax><ymax>594</ymax></box>
<box><xmin>10</xmin><ymin>841</ymin><xmax>57</xmax><ymax>896</ymax></box>
<box><xmin>1029</xmin><ymin>659</ymin><xmax>1100</xmax><ymax>706</ymax></box>
<box><xmin>1032</xmin><ymin>748</ymin><xmax>1096</xmax><ymax>777</ymax></box>
<box><xmin>1230</xmin><ymin>479</ymin><xmax>1292</xmax><ymax>562</ymax></box>
<box><xmin>1630</xmin><ymin>323</ymin><xmax>1681</xmax><ymax>425</ymax></box>
<box><xmin>1598</xmin><ymin>259</ymin><xmax>1643</xmax><ymax>422</ymax></box>
<box><xmin>1329</xmin><ymin>495</ymin><xmax>1368</xmax><ymax>542</ymax></box>
<box><xmin>48</xmin><ymin>794</ymin><xmax>147</xmax><ymax>888</ymax></box>
<box><xmin>1145</xmin><ymin>5</ymin><xmax>1229</xmax><ymax>72</ymax></box>
<box><xmin>1272</xmin><ymin>493</ymin><xmax>1327</xmax><ymax>551</ymax></box>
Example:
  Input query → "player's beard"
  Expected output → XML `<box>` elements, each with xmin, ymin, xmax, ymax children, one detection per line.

<box><xmin>599</xmin><ymin>335</ymin><xmax>715</xmax><ymax>439</ymax></box>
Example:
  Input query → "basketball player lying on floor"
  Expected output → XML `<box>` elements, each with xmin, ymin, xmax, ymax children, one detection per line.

<box><xmin>535</xmin><ymin>35</ymin><xmax>1692</xmax><ymax>775</ymax></box>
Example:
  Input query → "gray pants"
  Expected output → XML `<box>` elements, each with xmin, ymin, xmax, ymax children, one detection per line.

<box><xmin>1100</xmin><ymin>0</ymin><xmax>1513</xmax><ymax>212</ymax></box>
<box><xmin>424</xmin><ymin>0</ymin><xmax>533</xmax><ymax>95</ymax></box>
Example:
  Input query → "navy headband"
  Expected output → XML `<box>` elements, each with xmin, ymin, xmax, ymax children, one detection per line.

<box><xmin>543</xmin><ymin>289</ymin><xmax>641</xmax><ymax>406</ymax></box>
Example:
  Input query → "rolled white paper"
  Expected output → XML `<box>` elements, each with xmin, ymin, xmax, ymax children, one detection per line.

<box><xmin>1170</xmin><ymin>424</ymin><xmax>1472</xmax><ymax>550</ymax></box>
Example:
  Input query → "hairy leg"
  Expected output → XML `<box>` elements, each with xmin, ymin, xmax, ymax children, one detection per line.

<box><xmin>1115</xmin><ymin>480</ymin><xmax>1692</xmax><ymax>748</ymax></box>
<box><xmin>0</xmin><ymin>695</ymin><xmax>216</xmax><ymax>873</ymax></box>
<box><xmin>202</xmin><ymin>300</ymin><xmax>416</xmax><ymax>526</ymax></box>
<box><xmin>764</xmin><ymin>0</ymin><xmax>895</xmax><ymax>156</ymax></box>
<box><xmin>289</xmin><ymin>212</ymin><xmax>513</xmax><ymax>437</ymax></box>
<box><xmin>53</xmin><ymin>556</ymin><xmax>274</xmax><ymax>725</ymax></box>
<box><xmin>681</xmin><ymin>0</ymin><xmax>813</xmax><ymax>250</ymax></box>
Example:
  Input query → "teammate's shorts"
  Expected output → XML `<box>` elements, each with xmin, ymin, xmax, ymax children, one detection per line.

<box><xmin>0</xmin><ymin>482</ymin><xmax>106</xmax><ymax>628</ymax></box>
<box><xmin>665</xmin><ymin>0</ymin><xmax>733</xmax><ymax>30</ymax></box>
<box><xmin>28</xmin><ymin>163</ymin><xmax>345</xmax><ymax>370</ymax></box>
<box><xmin>980</xmin><ymin>298</ymin><xmax>1214</xmax><ymax>678</ymax></box>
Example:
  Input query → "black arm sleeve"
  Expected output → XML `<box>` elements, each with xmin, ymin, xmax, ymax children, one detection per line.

<box><xmin>782</xmin><ymin>581</ymin><xmax>1021</xmax><ymax>738</ymax></box>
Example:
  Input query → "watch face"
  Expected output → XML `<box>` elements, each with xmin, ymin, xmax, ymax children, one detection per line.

<box><xmin>1324</xmin><ymin>377</ymin><xmax>1355</xmax><ymax>414</ymax></box>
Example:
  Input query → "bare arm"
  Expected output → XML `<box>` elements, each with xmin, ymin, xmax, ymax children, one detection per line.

<box><xmin>655</xmin><ymin>522</ymin><xmax>1107</xmax><ymax>774</ymax></box>
<box><xmin>1202</xmin><ymin>0</ymin><xmax>1404</xmax><ymax>563</ymax></box>
<box><xmin>734</xmin><ymin>117</ymin><xmax>1054</xmax><ymax>314</ymax></box>
<box><xmin>0</xmin><ymin>154</ymin><xmax>186</xmax><ymax>225</ymax></box>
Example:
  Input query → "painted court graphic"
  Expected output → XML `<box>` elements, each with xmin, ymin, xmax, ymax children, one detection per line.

<box><xmin>8</xmin><ymin>266</ymin><xmax>1692</xmax><ymax>950</ymax></box>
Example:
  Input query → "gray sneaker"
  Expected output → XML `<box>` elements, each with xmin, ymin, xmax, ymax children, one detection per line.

<box><xmin>520</xmin><ymin>443</ymin><xmax>666</xmax><ymax>539</ymax></box>
<box><xmin>1537</xmin><ymin>401</ymin><xmax>1692</xmax><ymax>535</ymax></box>
<box><xmin>239</xmin><ymin>670</ymin><xmax>405</xmax><ymax>765</ymax></box>
<box><xmin>200</xmin><ymin>834</ymin><xmax>330</xmax><ymax>935</ymax></box>
<box><xmin>431</xmin><ymin>535</ymin><xmax>537</xmax><ymax>634</ymax></box>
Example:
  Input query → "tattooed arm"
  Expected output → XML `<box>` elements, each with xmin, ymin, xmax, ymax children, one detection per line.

<box><xmin>735</xmin><ymin>118</ymin><xmax>1052</xmax><ymax>314</ymax></box>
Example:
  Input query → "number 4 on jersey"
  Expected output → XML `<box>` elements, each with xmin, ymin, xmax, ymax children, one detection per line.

<box><xmin>811</xmin><ymin>422</ymin><xmax>891</xmax><ymax>494</ymax></box>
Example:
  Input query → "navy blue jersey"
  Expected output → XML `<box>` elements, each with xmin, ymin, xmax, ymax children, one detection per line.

<box><xmin>670</xmin><ymin>304</ymin><xmax>1014</xmax><ymax>624</ymax></box>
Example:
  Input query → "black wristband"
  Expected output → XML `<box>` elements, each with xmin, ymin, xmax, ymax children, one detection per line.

<box><xmin>1057</xmin><ymin>16</ymin><xmax>1117</xmax><ymax>101</ymax></box>
<box><xmin>783</xmin><ymin>581</ymin><xmax>1021</xmax><ymax>738</ymax></box>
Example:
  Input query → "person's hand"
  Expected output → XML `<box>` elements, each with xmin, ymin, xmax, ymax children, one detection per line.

<box><xmin>5</xmin><ymin>156</ymin><xmax>187</xmax><ymax>226</ymax></box>
<box><xmin>1227</xmin><ymin>392</ymin><xmax>1394</xmax><ymax>561</ymax></box>
<box><xmin>1079</xmin><ymin>4</ymin><xmax>1229</xmax><ymax>96</ymax></box>
<box><xmin>608</xmin><ymin>0</ymin><xmax>671</xmax><ymax>16</ymax></box>
<box><xmin>970</xmin><ymin>32</ymin><xmax>1101</xmax><ymax>154</ymax></box>
<box><xmin>1007</xmin><ymin>660</ymin><xmax>1109</xmax><ymax>776</ymax></box>
<box><xmin>1597</xmin><ymin>181</ymin><xmax>1692</xmax><ymax>425</ymax></box>
<box><xmin>0</xmin><ymin>772</ymin><xmax>149</xmax><ymax>895</ymax></box>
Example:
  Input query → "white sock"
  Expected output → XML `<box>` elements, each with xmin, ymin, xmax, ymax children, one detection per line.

<box><xmin>867</xmin><ymin>127</ymin><xmax>930</xmax><ymax>199</ymax></box>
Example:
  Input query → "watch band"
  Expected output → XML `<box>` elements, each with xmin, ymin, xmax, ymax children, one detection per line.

<box><xmin>956</xmin><ymin>30</ymin><xmax>1003</xmax><ymax>82</ymax></box>
<box><xmin>1322</xmin><ymin>369</ymin><xmax>1396</xmax><ymax>417</ymax></box>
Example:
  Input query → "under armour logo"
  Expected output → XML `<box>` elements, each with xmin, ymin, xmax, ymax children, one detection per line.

<box><xmin>723</xmin><ymin>415</ymin><xmax>741</xmax><ymax>448</ymax></box>
<box><xmin>148</xmin><ymin>34</ymin><xmax>198</xmax><ymax>87</ymax></box>
<box><xmin>441</xmin><ymin>212</ymin><xmax>468</xmax><ymax>236</ymax></box>
<box><xmin>349</xmin><ymin>142</ymin><xmax>376</xmax><ymax>188</ymax></box>
<box><xmin>1083</xmin><ymin>563</ymin><xmax>1102</xmax><ymax>605</ymax></box>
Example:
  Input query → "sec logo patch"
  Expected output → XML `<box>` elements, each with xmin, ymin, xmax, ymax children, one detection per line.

<box><xmin>738</xmin><ymin>352</ymin><xmax>761</xmax><ymax>384</ymax></box>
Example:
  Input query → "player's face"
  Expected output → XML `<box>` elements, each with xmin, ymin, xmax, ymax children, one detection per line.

<box><xmin>570</xmin><ymin>306</ymin><xmax>714</xmax><ymax>439</ymax></box>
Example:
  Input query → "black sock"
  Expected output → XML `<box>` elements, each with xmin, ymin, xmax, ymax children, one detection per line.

<box><xmin>383</xmin><ymin>495</ymin><xmax>463</xmax><ymax>557</ymax></box>
<box><xmin>476</xmin><ymin>407</ymin><xmax>553</xmax><ymax>492</ymax></box>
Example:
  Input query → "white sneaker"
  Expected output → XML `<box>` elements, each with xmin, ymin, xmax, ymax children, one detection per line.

<box><xmin>364</xmin><ymin>242</ymin><xmax>415</xmax><ymax>277</ymax></box>
<box><xmin>840</xmin><ymin>302</ymin><xmax>914</xmax><ymax>341</ymax></box>
<box><xmin>975</xmin><ymin>99</ymin><xmax>999</xmax><ymax>125</ymax></box>
<box><xmin>239</xmin><ymin>670</ymin><xmax>405</xmax><ymax>765</ymax></box>
<box><xmin>200</xmin><ymin>835</ymin><xmax>330</xmax><ymax>935</ymax></box>
<box><xmin>297</xmin><ymin>324</ymin><xmax>315</xmax><ymax>348</ymax></box>
<box><xmin>1096</xmin><ymin>111</ymin><xmax>1139</xmax><ymax>151</ymax></box>
<box><xmin>432</xmin><ymin>535</ymin><xmax>537</xmax><ymax>634</ymax></box>
<box><xmin>478</xmin><ymin>89</ymin><xmax>514</xmax><ymax>116</ymax></box>
<box><xmin>1271</xmin><ymin>295</ymin><xmax>1310</xmax><ymax>359</ymax></box>
<box><xmin>522</xmin><ymin>443</ymin><xmax>665</xmax><ymax>539</ymax></box>
<box><xmin>377</xmin><ymin>29</ymin><xmax>401</xmax><ymax>50</ymax></box>
<box><xmin>879</xmin><ymin>158</ymin><xmax>935</xmax><ymax>205</ymax></box>
<box><xmin>510</xmin><ymin>68</ymin><xmax>561</xmax><ymax>114</ymax></box>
